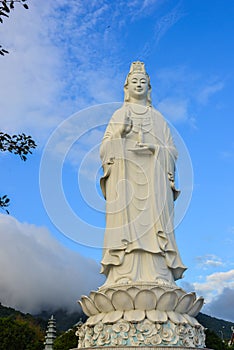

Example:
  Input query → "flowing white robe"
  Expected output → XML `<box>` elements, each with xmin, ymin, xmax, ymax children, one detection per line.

<box><xmin>100</xmin><ymin>105</ymin><xmax>186</xmax><ymax>287</ymax></box>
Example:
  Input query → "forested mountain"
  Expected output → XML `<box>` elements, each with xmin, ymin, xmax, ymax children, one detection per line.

<box><xmin>0</xmin><ymin>303</ymin><xmax>45</xmax><ymax>350</ymax></box>
<box><xmin>197</xmin><ymin>313</ymin><xmax>233</xmax><ymax>340</ymax></box>
<box><xmin>0</xmin><ymin>303</ymin><xmax>233</xmax><ymax>350</ymax></box>
<box><xmin>34</xmin><ymin>308</ymin><xmax>86</xmax><ymax>332</ymax></box>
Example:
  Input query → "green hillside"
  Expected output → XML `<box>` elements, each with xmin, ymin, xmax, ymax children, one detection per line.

<box><xmin>0</xmin><ymin>303</ymin><xmax>47</xmax><ymax>330</ymax></box>
<box><xmin>0</xmin><ymin>303</ymin><xmax>45</xmax><ymax>350</ymax></box>
<box><xmin>0</xmin><ymin>303</ymin><xmax>234</xmax><ymax>350</ymax></box>
<box><xmin>197</xmin><ymin>313</ymin><xmax>233</xmax><ymax>340</ymax></box>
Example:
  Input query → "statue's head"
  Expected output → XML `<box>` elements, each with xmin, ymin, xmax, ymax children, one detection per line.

<box><xmin>124</xmin><ymin>61</ymin><xmax>152</xmax><ymax>105</ymax></box>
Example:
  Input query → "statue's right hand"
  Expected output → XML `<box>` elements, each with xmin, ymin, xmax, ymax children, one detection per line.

<box><xmin>113</xmin><ymin>119</ymin><xmax>132</xmax><ymax>138</ymax></box>
<box><xmin>121</xmin><ymin>115</ymin><xmax>133</xmax><ymax>137</ymax></box>
<box><xmin>113</xmin><ymin>112</ymin><xmax>132</xmax><ymax>138</ymax></box>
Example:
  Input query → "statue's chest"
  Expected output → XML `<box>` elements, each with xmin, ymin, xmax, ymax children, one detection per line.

<box><xmin>131</xmin><ymin>115</ymin><xmax>152</xmax><ymax>133</ymax></box>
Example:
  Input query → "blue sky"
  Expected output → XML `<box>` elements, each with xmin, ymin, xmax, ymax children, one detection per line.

<box><xmin>0</xmin><ymin>0</ymin><xmax>234</xmax><ymax>324</ymax></box>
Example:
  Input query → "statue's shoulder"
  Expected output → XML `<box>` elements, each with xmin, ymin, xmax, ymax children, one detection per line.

<box><xmin>151</xmin><ymin>107</ymin><xmax>168</xmax><ymax>125</ymax></box>
<box><xmin>110</xmin><ymin>106</ymin><xmax>125</xmax><ymax>121</ymax></box>
<box><xmin>151</xmin><ymin>107</ymin><xmax>164</xmax><ymax>120</ymax></box>
<box><xmin>151</xmin><ymin>107</ymin><xmax>171</xmax><ymax>135</ymax></box>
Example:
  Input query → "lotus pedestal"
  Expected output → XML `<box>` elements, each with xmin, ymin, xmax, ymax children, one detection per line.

<box><xmin>74</xmin><ymin>283</ymin><xmax>206</xmax><ymax>349</ymax></box>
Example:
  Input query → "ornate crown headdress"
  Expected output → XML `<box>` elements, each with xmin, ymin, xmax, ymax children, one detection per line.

<box><xmin>129</xmin><ymin>61</ymin><xmax>146</xmax><ymax>74</ymax></box>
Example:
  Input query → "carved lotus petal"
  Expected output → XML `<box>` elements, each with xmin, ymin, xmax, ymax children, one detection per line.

<box><xmin>183</xmin><ymin>313</ymin><xmax>201</xmax><ymax>327</ymax></box>
<box><xmin>124</xmin><ymin>309</ymin><xmax>145</xmax><ymax>322</ymax></box>
<box><xmin>79</xmin><ymin>296</ymin><xmax>99</xmax><ymax>316</ymax></box>
<box><xmin>150</xmin><ymin>287</ymin><xmax>164</xmax><ymax>300</ymax></box>
<box><xmin>174</xmin><ymin>288</ymin><xmax>186</xmax><ymax>298</ymax></box>
<box><xmin>104</xmin><ymin>288</ymin><xmax>116</xmax><ymax>299</ymax></box>
<box><xmin>126</xmin><ymin>286</ymin><xmax>140</xmax><ymax>299</ymax></box>
<box><xmin>86</xmin><ymin>312</ymin><xmax>105</xmax><ymax>326</ymax></box>
<box><xmin>157</xmin><ymin>291</ymin><xmax>178</xmax><ymax>311</ymax></box>
<box><xmin>112</xmin><ymin>290</ymin><xmax>134</xmax><ymax>311</ymax></box>
<box><xmin>134</xmin><ymin>290</ymin><xmax>157</xmax><ymax>310</ymax></box>
<box><xmin>167</xmin><ymin>311</ymin><xmax>187</xmax><ymax>324</ymax></box>
<box><xmin>94</xmin><ymin>292</ymin><xmax>114</xmax><ymax>313</ymax></box>
<box><xmin>187</xmin><ymin>297</ymin><xmax>204</xmax><ymax>317</ymax></box>
<box><xmin>89</xmin><ymin>291</ymin><xmax>96</xmax><ymax>301</ymax></box>
<box><xmin>102</xmin><ymin>310</ymin><xmax>123</xmax><ymax>324</ymax></box>
<box><xmin>175</xmin><ymin>293</ymin><xmax>196</xmax><ymax>314</ymax></box>
<box><xmin>146</xmin><ymin>309</ymin><xmax>167</xmax><ymax>323</ymax></box>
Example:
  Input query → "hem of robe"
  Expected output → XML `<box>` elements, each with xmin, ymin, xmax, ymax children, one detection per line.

<box><xmin>100</xmin><ymin>248</ymin><xmax>187</xmax><ymax>281</ymax></box>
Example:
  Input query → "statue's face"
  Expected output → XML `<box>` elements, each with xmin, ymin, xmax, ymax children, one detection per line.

<box><xmin>127</xmin><ymin>73</ymin><xmax>148</xmax><ymax>101</ymax></box>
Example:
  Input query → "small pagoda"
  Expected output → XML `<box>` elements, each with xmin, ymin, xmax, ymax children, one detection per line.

<box><xmin>44</xmin><ymin>315</ymin><xmax>56</xmax><ymax>350</ymax></box>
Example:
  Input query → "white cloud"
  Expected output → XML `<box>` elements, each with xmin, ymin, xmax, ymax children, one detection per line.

<box><xmin>154</xmin><ymin>66</ymin><xmax>197</xmax><ymax>125</ymax></box>
<box><xmin>157</xmin><ymin>98</ymin><xmax>189</xmax><ymax>122</ymax></box>
<box><xmin>138</xmin><ymin>2</ymin><xmax>185</xmax><ymax>60</ymax></box>
<box><xmin>181</xmin><ymin>270</ymin><xmax>234</xmax><ymax>321</ymax></box>
<box><xmin>153</xmin><ymin>2</ymin><xmax>185</xmax><ymax>45</ymax></box>
<box><xmin>0</xmin><ymin>0</ymin><xmax>191</xmax><ymax>157</ymax></box>
<box><xmin>0</xmin><ymin>0</ymin><xmax>127</xmax><ymax>144</ymax></box>
<box><xmin>194</xmin><ymin>270</ymin><xmax>234</xmax><ymax>303</ymax></box>
<box><xmin>179</xmin><ymin>280</ymin><xmax>195</xmax><ymax>293</ymax></box>
<box><xmin>205</xmin><ymin>287</ymin><xmax>234</xmax><ymax>322</ymax></box>
<box><xmin>0</xmin><ymin>214</ymin><xmax>104</xmax><ymax>313</ymax></box>
<box><xmin>197</xmin><ymin>81</ymin><xmax>224</xmax><ymax>104</ymax></box>
<box><xmin>154</xmin><ymin>65</ymin><xmax>226</xmax><ymax>129</ymax></box>
<box><xmin>0</xmin><ymin>1</ymin><xmax>69</xmax><ymax>139</ymax></box>
<box><xmin>195</xmin><ymin>254</ymin><xmax>224</xmax><ymax>269</ymax></box>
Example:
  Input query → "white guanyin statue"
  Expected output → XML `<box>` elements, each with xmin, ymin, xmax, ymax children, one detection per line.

<box><xmin>76</xmin><ymin>62</ymin><xmax>205</xmax><ymax>349</ymax></box>
<box><xmin>99</xmin><ymin>61</ymin><xmax>186</xmax><ymax>288</ymax></box>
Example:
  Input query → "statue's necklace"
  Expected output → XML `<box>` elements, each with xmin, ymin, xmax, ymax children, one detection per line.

<box><xmin>129</xmin><ymin>105</ymin><xmax>150</xmax><ymax>115</ymax></box>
